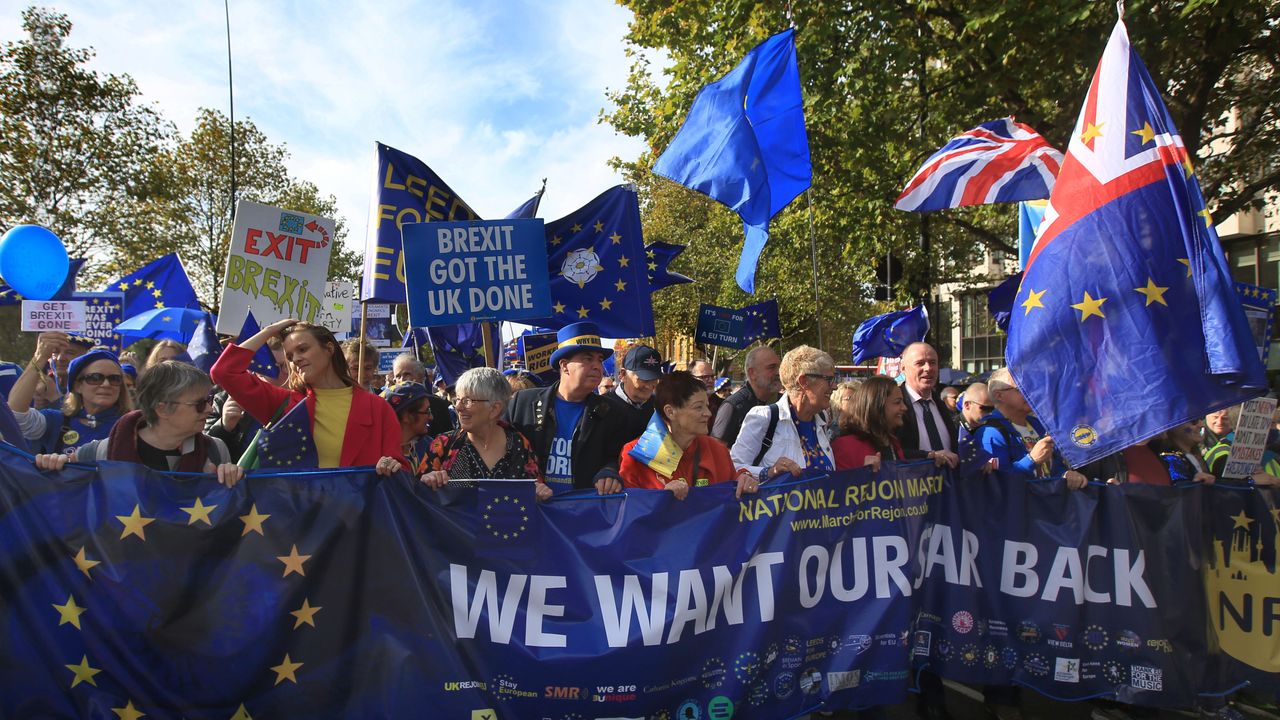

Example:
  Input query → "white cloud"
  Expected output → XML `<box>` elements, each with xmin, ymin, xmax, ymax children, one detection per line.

<box><xmin>1</xmin><ymin>0</ymin><xmax>648</xmax><ymax>251</ymax></box>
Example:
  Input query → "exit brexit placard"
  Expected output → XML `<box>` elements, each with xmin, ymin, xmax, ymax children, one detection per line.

<box><xmin>402</xmin><ymin>219</ymin><xmax>552</xmax><ymax>326</ymax></box>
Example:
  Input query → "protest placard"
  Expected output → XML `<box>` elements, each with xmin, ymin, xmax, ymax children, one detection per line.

<box><xmin>694</xmin><ymin>303</ymin><xmax>746</xmax><ymax>348</ymax></box>
<box><xmin>518</xmin><ymin>331</ymin><xmax>558</xmax><ymax>382</ymax></box>
<box><xmin>402</xmin><ymin>219</ymin><xmax>551</xmax><ymax>326</ymax></box>
<box><xmin>1221</xmin><ymin>396</ymin><xmax>1278</xmax><ymax>479</ymax></box>
<box><xmin>74</xmin><ymin>293</ymin><xmax>125</xmax><ymax>352</ymax></box>
<box><xmin>352</xmin><ymin>303</ymin><xmax>393</xmax><ymax>346</ymax></box>
<box><xmin>217</xmin><ymin>200</ymin><xmax>335</xmax><ymax>334</ymax></box>
<box><xmin>377</xmin><ymin>348</ymin><xmax>402</xmax><ymax>374</ymax></box>
<box><xmin>21</xmin><ymin>300</ymin><xmax>85</xmax><ymax>332</ymax></box>
<box><xmin>318</xmin><ymin>281</ymin><xmax>353</xmax><ymax>334</ymax></box>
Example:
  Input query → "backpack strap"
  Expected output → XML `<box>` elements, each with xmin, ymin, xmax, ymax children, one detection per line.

<box><xmin>753</xmin><ymin>403</ymin><xmax>781</xmax><ymax>467</ymax></box>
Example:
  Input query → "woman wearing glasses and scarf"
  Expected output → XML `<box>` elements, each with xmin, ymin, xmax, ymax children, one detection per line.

<box><xmin>8</xmin><ymin>332</ymin><xmax>135</xmax><ymax>454</ymax></box>
<box><xmin>33</xmin><ymin>362</ymin><xmax>243</xmax><ymax>487</ymax></box>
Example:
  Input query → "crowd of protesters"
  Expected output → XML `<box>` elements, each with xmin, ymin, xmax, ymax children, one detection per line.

<box><xmin>0</xmin><ymin>320</ymin><xmax>1272</xmax><ymax>720</ymax></box>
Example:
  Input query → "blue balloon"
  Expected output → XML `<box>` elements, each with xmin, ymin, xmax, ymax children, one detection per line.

<box><xmin>0</xmin><ymin>225</ymin><xmax>69</xmax><ymax>301</ymax></box>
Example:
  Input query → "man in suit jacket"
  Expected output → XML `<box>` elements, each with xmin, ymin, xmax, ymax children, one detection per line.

<box><xmin>506</xmin><ymin>322</ymin><xmax>645</xmax><ymax>495</ymax></box>
<box><xmin>894</xmin><ymin>342</ymin><xmax>960</xmax><ymax>467</ymax></box>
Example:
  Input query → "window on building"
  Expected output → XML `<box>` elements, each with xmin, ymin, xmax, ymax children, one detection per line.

<box><xmin>958</xmin><ymin>292</ymin><xmax>1006</xmax><ymax>375</ymax></box>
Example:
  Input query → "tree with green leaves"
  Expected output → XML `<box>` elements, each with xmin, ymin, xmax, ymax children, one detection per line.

<box><xmin>116</xmin><ymin>108</ymin><xmax>359</xmax><ymax>312</ymax></box>
<box><xmin>0</xmin><ymin>6</ymin><xmax>172</xmax><ymax>277</ymax></box>
<box><xmin>607</xmin><ymin>0</ymin><xmax>1279</xmax><ymax>358</ymax></box>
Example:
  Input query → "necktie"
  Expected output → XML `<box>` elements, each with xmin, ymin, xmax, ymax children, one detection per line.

<box><xmin>919</xmin><ymin>398</ymin><xmax>946</xmax><ymax>452</ymax></box>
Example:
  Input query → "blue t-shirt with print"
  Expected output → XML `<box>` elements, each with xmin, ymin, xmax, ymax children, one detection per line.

<box><xmin>796</xmin><ymin>419</ymin><xmax>833</xmax><ymax>473</ymax></box>
<box><xmin>546</xmin><ymin>398</ymin><xmax>585</xmax><ymax>493</ymax></box>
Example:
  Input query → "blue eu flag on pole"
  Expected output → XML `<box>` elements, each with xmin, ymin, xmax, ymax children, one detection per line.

<box><xmin>1008</xmin><ymin>19</ymin><xmax>1265</xmax><ymax>468</ymax></box>
<box><xmin>256</xmin><ymin>400</ymin><xmax>318</xmax><ymax>469</ymax></box>
<box><xmin>236</xmin><ymin>311</ymin><xmax>279</xmax><ymax>378</ymax></box>
<box><xmin>525</xmin><ymin>185</ymin><xmax>655</xmax><ymax>338</ymax></box>
<box><xmin>361</xmin><ymin>143</ymin><xmax>478</xmax><ymax>303</ymax></box>
<box><xmin>986</xmin><ymin>272</ymin><xmax>1023</xmax><ymax>333</ymax></box>
<box><xmin>186</xmin><ymin>313</ymin><xmax>222</xmax><ymax>373</ymax></box>
<box><xmin>653</xmin><ymin>28</ymin><xmax>811</xmax><ymax>295</ymax></box>
<box><xmin>740</xmin><ymin>299</ymin><xmax>781</xmax><ymax>344</ymax></box>
<box><xmin>851</xmin><ymin>306</ymin><xmax>929</xmax><ymax>364</ymax></box>
<box><xmin>102</xmin><ymin>253</ymin><xmax>199</xmax><ymax>320</ymax></box>
<box><xmin>505</xmin><ymin>185</ymin><xmax>546</xmax><ymax>219</ymax></box>
<box><xmin>645</xmin><ymin>241</ymin><xmax>694</xmax><ymax>291</ymax></box>
<box><xmin>426</xmin><ymin>323</ymin><xmax>501</xmax><ymax>386</ymax></box>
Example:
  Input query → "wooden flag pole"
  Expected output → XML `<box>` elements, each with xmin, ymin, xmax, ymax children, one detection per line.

<box><xmin>806</xmin><ymin>189</ymin><xmax>824</xmax><ymax>349</ymax></box>
<box><xmin>481</xmin><ymin>321</ymin><xmax>495</xmax><ymax>368</ymax></box>
<box><xmin>357</xmin><ymin>301</ymin><xmax>368</xmax><ymax>384</ymax></box>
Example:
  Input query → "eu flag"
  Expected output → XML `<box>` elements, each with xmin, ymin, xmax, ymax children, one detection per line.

<box><xmin>986</xmin><ymin>272</ymin><xmax>1022</xmax><ymax>333</ymax></box>
<box><xmin>1007</xmin><ymin>19</ymin><xmax>1265</xmax><ymax>468</ymax></box>
<box><xmin>505</xmin><ymin>186</ymin><xmax>545</xmax><ymax>219</ymax></box>
<box><xmin>524</xmin><ymin>185</ymin><xmax>655</xmax><ymax>338</ymax></box>
<box><xmin>653</xmin><ymin>28</ymin><xmax>811</xmax><ymax>295</ymax></box>
<box><xmin>186</xmin><ymin>313</ymin><xmax>222</xmax><ymax>373</ymax></box>
<box><xmin>645</xmin><ymin>241</ymin><xmax>693</xmax><ymax>291</ymax></box>
<box><xmin>102</xmin><ymin>253</ymin><xmax>199</xmax><ymax>320</ymax></box>
<box><xmin>256</xmin><ymin>400</ymin><xmax>318</xmax><ymax>469</ymax></box>
<box><xmin>236</xmin><ymin>311</ymin><xmax>280</xmax><ymax>378</ymax></box>
<box><xmin>360</xmin><ymin>143</ymin><xmax>478</xmax><ymax>303</ymax></box>
<box><xmin>851</xmin><ymin>306</ymin><xmax>929</xmax><ymax>364</ymax></box>
<box><xmin>740</xmin><ymin>299</ymin><xmax>781</xmax><ymax>344</ymax></box>
<box><xmin>425</xmin><ymin>323</ymin><xmax>500</xmax><ymax>386</ymax></box>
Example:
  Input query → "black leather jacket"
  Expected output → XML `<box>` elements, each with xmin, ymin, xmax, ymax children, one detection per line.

<box><xmin>505</xmin><ymin>383</ymin><xmax>645</xmax><ymax>490</ymax></box>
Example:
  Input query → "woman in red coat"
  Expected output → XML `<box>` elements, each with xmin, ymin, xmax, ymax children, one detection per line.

<box><xmin>618</xmin><ymin>371</ymin><xmax>759</xmax><ymax>499</ymax></box>
<box><xmin>832</xmin><ymin>376</ymin><xmax>908</xmax><ymax>472</ymax></box>
<box><xmin>211</xmin><ymin>319</ymin><xmax>405</xmax><ymax>473</ymax></box>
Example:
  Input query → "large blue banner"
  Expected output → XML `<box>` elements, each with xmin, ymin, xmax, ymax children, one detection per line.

<box><xmin>0</xmin><ymin>447</ymin><xmax>1275</xmax><ymax>718</ymax></box>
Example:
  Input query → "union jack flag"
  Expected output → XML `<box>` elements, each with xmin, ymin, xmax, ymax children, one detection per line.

<box><xmin>895</xmin><ymin>118</ymin><xmax>1063</xmax><ymax>212</ymax></box>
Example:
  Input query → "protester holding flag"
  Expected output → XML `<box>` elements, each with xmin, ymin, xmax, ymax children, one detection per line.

<box><xmin>8</xmin><ymin>333</ymin><xmax>134</xmax><ymax>454</ymax></box>
<box><xmin>731</xmin><ymin>346</ymin><xmax>835</xmax><ymax>480</ymax></box>
<box><xmin>419</xmin><ymin>368</ymin><xmax>547</xmax><ymax>500</ymax></box>
<box><xmin>33</xmin><ymin>362</ymin><xmax>242</xmax><ymax>486</ymax></box>
<box><xmin>971</xmin><ymin>369</ymin><xmax>1086</xmax><ymax>489</ymax></box>
<box><xmin>832</xmin><ymin>376</ymin><xmax>907</xmax><ymax>472</ymax></box>
<box><xmin>618</xmin><ymin>371</ymin><xmax>758</xmax><ymax>499</ymax></box>
<box><xmin>211</xmin><ymin>320</ymin><xmax>405</xmax><ymax>473</ymax></box>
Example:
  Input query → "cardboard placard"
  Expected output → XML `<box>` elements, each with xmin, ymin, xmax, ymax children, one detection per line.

<box><xmin>1221</xmin><ymin>396</ymin><xmax>1278</xmax><ymax>479</ymax></box>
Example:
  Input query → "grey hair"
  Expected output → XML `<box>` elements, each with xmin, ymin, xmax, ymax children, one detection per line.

<box><xmin>745</xmin><ymin>345</ymin><xmax>778</xmax><ymax>371</ymax></box>
<box><xmin>136</xmin><ymin>361</ymin><xmax>211</xmax><ymax>426</ymax></box>
<box><xmin>394</xmin><ymin>352</ymin><xmax>426</xmax><ymax>374</ymax></box>
<box><xmin>455</xmin><ymin>367</ymin><xmax>511</xmax><ymax>408</ymax></box>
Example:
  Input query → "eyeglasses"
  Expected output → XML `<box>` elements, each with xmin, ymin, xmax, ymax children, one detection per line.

<box><xmin>455</xmin><ymin>397</ymin><xmax>492</xmax><ymax>409</ymax></box>
<box><xmin>169</xmin><ymin>398</ymin><xmax>212</xmax><ymax>414</ymax></box>
<box><xmin>79</xmin><ymin>373</ymin><xmax>124</xmax><ymax>387</ymax></box>
<box><xmin>805</xmin><ymin>373</ymin><xmax>836</xmax><ymax>385</ymax></box>
<box><xmin>692</xmin><ymin>374</ymin><xmax>716</xmax><ymax>382</ymax></box>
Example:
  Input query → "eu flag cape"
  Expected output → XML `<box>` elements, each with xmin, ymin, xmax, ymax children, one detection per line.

<box><xmin>1007</xmin><ymin>20</ymin><xmax>1264</xmax><ymax>467</ymax></box>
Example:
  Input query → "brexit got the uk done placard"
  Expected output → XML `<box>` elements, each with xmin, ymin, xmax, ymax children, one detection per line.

<box><xmin>402</xmin><ymin>219</ymin><xmax>552</xmax><ymax>326</ymax></box>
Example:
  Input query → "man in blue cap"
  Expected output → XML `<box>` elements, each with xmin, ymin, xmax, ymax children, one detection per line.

<box><xmin>506</xmin><ymin>322</ymin><xmax>646</xmax><ymax>495</ymax></box>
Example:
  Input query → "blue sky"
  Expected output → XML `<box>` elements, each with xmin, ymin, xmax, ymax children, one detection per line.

<box><xmin>1</xmin><ymin>0</ymin><xmax>650</xmax><ymax>247</ymax></box>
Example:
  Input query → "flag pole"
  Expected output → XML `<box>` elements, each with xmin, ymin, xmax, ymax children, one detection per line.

<box><xmin>357</xmin><ymin>301</ymin><xmax>368</xmax><ymax>385</ymax></box>
<box><xmin>481</xmin><ymin>321</ymin><xmax>495</xmax><ymax>369</ymax></box>
<box><xmin>806</xmin><ymin>189</ymin><xmax>824</xmax><ymax>349</ymax></box>
<box><xmin>223</xmin><ymin>0</ymin><xmax>236</xmax><ymax>219</ymax></box>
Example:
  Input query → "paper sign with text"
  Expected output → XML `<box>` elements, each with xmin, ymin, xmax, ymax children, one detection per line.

<box><xmin>694</xmin><ymin>303</ymin><xmax>746</xmax><ymax>348</ymax></box>
<box><xmin>377</xmin><ymin>348</ymin><xmax>402</xmax><ymax>373</ymax></box>
<box><xmin>1222</xmin><ymin>396</ymin><xmax>1278</xmax><ymax>479</ymax></box>
<box><xmin>21</xmin><ymin>300</ymin><xmax>85</xmax><ymax>332</ymax></box>
<box><xmin>73</xmin><ymin>293</ymin><xmax>125</xmax><ymax>352</ymax></box>
<box><xmin>319</xmin><ymin>281</ymin><xmax>354</xmax><ymax>334</ymax></box>
<box><xmin>217</xmin><ymin>200</ymin><xmax>335</xmax><ymax>334</ymax></box>
<box><xmin>402</xmin><ymin>219</ymin><xmax>551</xmax><ymax>326</ymax></box>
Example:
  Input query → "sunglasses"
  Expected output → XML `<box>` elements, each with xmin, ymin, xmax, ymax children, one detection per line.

<box><xmin>169</xmin><ymin>398</ymin><xmax>212</xmax><ymax>414</ymax></box>
<box><xmin>79</xmin><ymin>373</ymin><xmax>124</xmax><ymax>387</ymax></box>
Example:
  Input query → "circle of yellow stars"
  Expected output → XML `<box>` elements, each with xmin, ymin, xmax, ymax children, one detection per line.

<box><xmin>54</xmin><ymin>491</ymin><xmax>321</xmax><ymax>718</ymax></box>
<box><xmin>548</xmin><ymin>216</ymin><xmax>643</xmax><ymax>321</ymax></box>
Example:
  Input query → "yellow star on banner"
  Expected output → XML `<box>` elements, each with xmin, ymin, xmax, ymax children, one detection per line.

<box><xmin>1198</xmin><ymin>207</ymin><xmax>1213</xmax><ymax>227</ymax></box>
<box><xmin>117</xmin><ymin>281</ymin><xmax>131</xmax><ymax>290</ymax></box>
<box><xmin>1070</xmin><ymin>291</ymin><xmax>1107</xmax><ymax>321</ymax></box>
<box><xmin>116</xmin><ymin>505</ymin><xmax>155</xmax><ymax>541</ymax></box>
<box><xmin>593</xmin><ymin>220</ymin><xmax>604</xmax><ymax>232</ymax></box>
<box><xmin>154</xmin><ymin>301</ymin><xmax>164</xmax><ymax>309</ymax></box>
<box><xmin>1021</xmin><ymin>288</ymin><xmax>1046</xmax><ymax>315</ymax></box>
<box><xmin>112</xmin><ymin>700</ymin><xmax>145</xmax><ymax>720</ymax></box>
<box><xmin>552</xmin><ymin>301</ymin><xmax>566</xmax><ymax>315</ymax></box>
<box><xmin>53</xmin><ymin>595</ymin><xmax>87</xmax><ymax>629</ymax></box>
<box><xmin>1177</xmin><ymin>257</ymin><xmax>1192</xmax><ymax>277</ymax></box>
<box><xmin>291</xmin><ymin>599</ymin><xmax>322</xmax><ymax>629</ymax></box>
<box><xmin>1231</xmin><ymin>510</ymin><xmax>1254</xmax><ymax>531</ymax></box>
<box><xmin>152</xmin><ymin>290</ymin><xmax>162</xmax><ymax>298</ymax></box>
<box><xmin>647</xmin><ymin>261</ymin><xmax>657</xmax><ymax>271</ymax></box>
<box><xmin>239</xmin><ymin>504</ymin><xmax>270</xmax><ymax>536</ymax></box>
<box><xmin>549</xmin><ymin>235</ymin><xmax>561</xmax><ymax>247</ymax></box>
<box><xmin>230</xmin><ymin>703</ymin><xmax>253</xmax><ymax>720</ymax></box>
<box><xmin>180</xmin><ymin>497</ymin><xmax>217</xmax><ymax>526</ymax></box>
<box><xmin>73</xmin><ymin>547</ymin><xmax>100</xmax><ymax>579</ymax></box>
<box><xmin>271</xmin><ymin>654</ymin><xmax>303</xmax><ymax>685</ymax></box>
<box><xmin>609</xmin><ymin>232</ymin><xmax>622</xmax><ymax>245</ymax></box>
<box><xmin>599</xmin><ymin>298</ymin><xmax>613</xmax><ymax>311</ymax></box>
<box><xmin>570</xmin><ymin>223</ymin><xmax>582</xmax><ymax>233</ymax></box>
<box><xmin>1080</xmin><ymin>121</ymin><xmax>1105</xmax><ymax>145</ymax></box>
<box><xmin>646</xmin><ymin>248</ymin><xmax>655</xmax><ymax>258</ymax></box>
<box><xmin>1133</xmin><ymin>278</ymin><xmax>1169</xmax><ymax>307</ymax></box>
<box><xmin>576</xmin><ymin>305</ymin><xmax>589</xmax><ymax>319</ymax></box>
<box><xmin>65</xmin><ymin>655</ymin><xmax>102</xmax><ymax>688</ymax></box>
<box><xmin>618</xmin><ymin>255</ymin><xmax>629</xmax><ymax>268</ymax></box>
<box><xmin>277</xmin><ymin>545</ymin><xmax>311</xmax><ymax>577</ymax></box>
<box><xmin>614</xmin><ymin>279</ymin><xmax>627</xmax><ymax>292</ymax></box>
<box><xmin>1130</xmin><ymin>122</ymin><xmax>1155</xmax><ymax>145</ymax></box>
<box><xmin>144</xmin><ymin>281</ymin><xmax>154</xmax><ymax>289</ymax></box>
